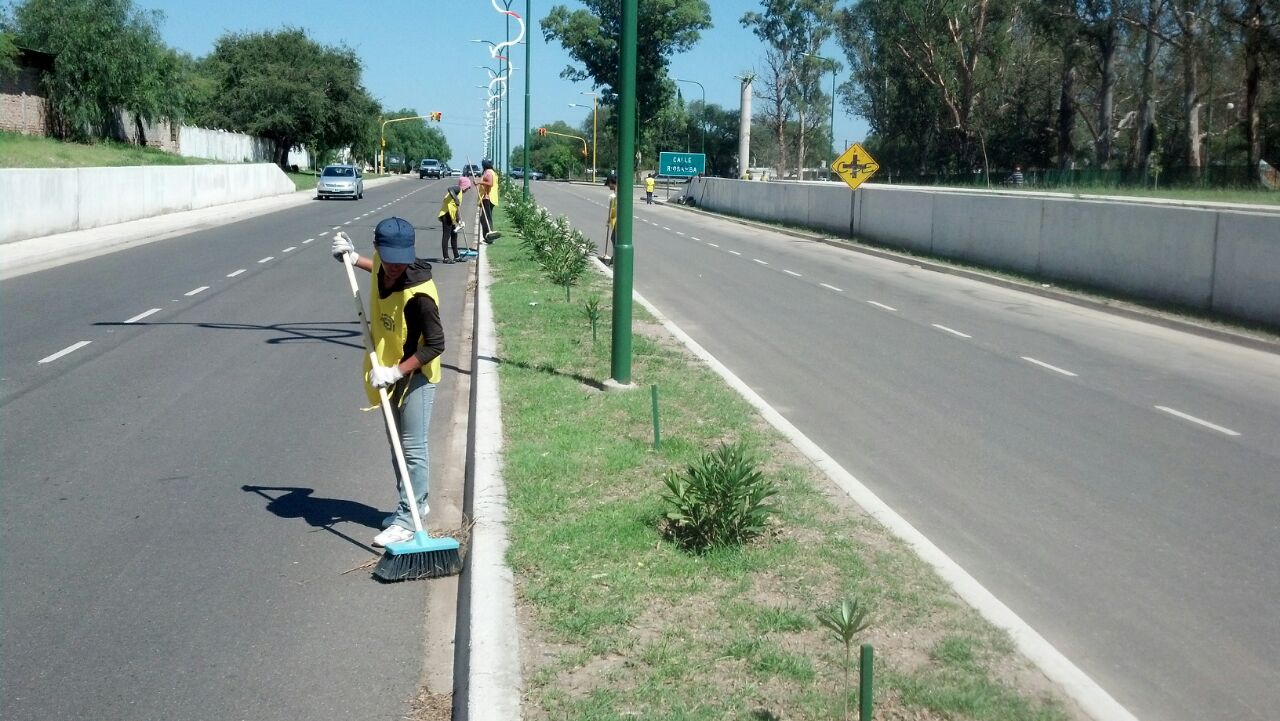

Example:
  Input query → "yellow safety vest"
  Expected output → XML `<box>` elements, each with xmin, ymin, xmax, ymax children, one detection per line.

<box><xmin>608</xmin><ymin>192</ymin><xmax>617</xmax><ymax>230</ymax></box>
<box><xmin>364</xmin><ymin>253</ymin><xmax>442</xmax><ymax>406</ymax></box>
<box><xmin>645</xmin><ymin>177</ymin><xmax>655</xmax><ymax>192</ymax></box>
<box><xmin>438</xmin><ymin>191</ymin><xmax>459</xmax><ymax>224</ymax></box>
<box><xmin>482</xmin><ymin>169</ymin><xmax>500</xmax><ymax>206</ymax></box>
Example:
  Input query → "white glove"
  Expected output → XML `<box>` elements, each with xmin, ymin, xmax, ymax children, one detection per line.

<box><xmin>456</xmin><ymin>221</ymin><xmax>465</xmax><ymax>231</ymax></box>
<box><xmin>331</xmin><ymin>233</ymin><xmax>357</xmax><ymax>263</ymax></box>
<box><xmin>369</xmin><ymin>363</ymin><xmax>404</xmax><ymax>389</ymax></box>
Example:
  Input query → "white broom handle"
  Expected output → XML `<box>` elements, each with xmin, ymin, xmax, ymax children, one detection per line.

<box><xmin>342</xmin><ymin>252</ymin><xmax>426</xmax><ymax>534</ymax></box>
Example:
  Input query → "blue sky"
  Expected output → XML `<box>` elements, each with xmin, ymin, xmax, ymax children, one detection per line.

<box><xmin>136</xmin><ymin>0</ymin><xmax>870</xmax><ymax>165</ymax></box>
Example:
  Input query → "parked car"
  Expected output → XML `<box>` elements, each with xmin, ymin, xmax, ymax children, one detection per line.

<box><xmin>317</xmin><ymin>164</ymin><xmax>363</xmax><ymax>200</ymax></box>
<box><xmin>420</xmin><ymin>159</ymin><xmax>445</xmax><ymax>179</ymax></box>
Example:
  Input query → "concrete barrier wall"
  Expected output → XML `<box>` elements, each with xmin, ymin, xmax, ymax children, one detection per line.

<box><xmin>1</xmin><ymin>164</ymin><xmax>295</xmax><ymax>244</ymax></box>
<box><xmin>687</xmin><ymin>177</ymin><xmax>1280</xmax><ymax>326</ymax></box>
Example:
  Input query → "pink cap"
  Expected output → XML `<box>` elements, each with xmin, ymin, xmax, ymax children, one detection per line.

<box><xmin>458</xmin><ymin>177</ymin><xmax>472</xmax><ymax>192</ymax></box>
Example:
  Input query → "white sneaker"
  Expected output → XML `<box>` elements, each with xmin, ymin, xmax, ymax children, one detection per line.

<box><xmin>372</xmin><ymin>525</ymin><xmax>415</xmax><ymax>548</ymax></box>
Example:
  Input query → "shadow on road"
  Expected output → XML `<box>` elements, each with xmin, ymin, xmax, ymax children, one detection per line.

<box><xmin>242</xmin><ymin>485</ymin><xmax>383</xmax><ymax>553</ymax></box>
<box><xmin>94</xmin><ymin>320</ymin><xmax>364</xmax><ymax>349</ymax></box>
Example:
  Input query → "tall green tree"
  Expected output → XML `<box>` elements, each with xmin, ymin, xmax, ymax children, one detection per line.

<box><xmin>12</xmin><ymin>0</ymin><xmax>185</xmax><ymax>141</ymax></box>
<box><xmin>199</xmin><ymin>28</ymin><xmax>378</xmax><ymax>168</ymax></box>
<box><xmin>541</xmin><ymin>0</ymin><xmax>712</xmax><ymax>170</ymax></box>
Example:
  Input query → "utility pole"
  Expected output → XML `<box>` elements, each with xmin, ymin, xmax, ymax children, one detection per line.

<box><xmin>610</xmin><ymin>0</ymin><xmax>638</xmax><ymax>385</ymax></box>
<box><xmin>737</xmin><ymin>74</ymin><xmax>753</xmax><ymax>179</ymax></box>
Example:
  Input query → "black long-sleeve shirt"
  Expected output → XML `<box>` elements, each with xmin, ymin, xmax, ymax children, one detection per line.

<box><xmin>377</xmin><ymin>260</ymin><xmax>445</xmax><ymax>366</ymax></box>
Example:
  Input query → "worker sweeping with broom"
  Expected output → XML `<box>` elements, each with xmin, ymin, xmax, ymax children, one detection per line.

<box><xmin>477</xmin><ymin>159</ymin><xmax>502</xmax><ymax>243</ymax></box>
<box><xmin>330</xmin><ymin>220</ymin><xmax>461</xmax><ymax>581</ymax></box>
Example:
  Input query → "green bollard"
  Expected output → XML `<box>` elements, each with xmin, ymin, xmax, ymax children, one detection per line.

<box><xmin>859</xmin><ymin>643</ymin><xmax>874</xmax><ymax>720</ymax></box>
<box><xmin>651</xmin><ymin>384</ymin><xmax>661</xmax><ymax>450</ymax></box>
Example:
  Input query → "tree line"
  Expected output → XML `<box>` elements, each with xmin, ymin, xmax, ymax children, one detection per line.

<box><xmin>0</xmin><ymin>0</ymin><xmax>448</xmax><ymax>170</ymax></box>
<box><xmin>539</xmin><ymin>0</ymin><xmax>1276</xmax><ymax>187</ymax></box>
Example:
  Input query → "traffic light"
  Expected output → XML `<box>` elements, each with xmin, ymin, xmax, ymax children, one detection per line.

<box><xmin>581</xmin><ymin>147</ymin><xmax>588</xmax><ymax>157</ymax></box>
<box><xmin>537</xmin><ymin>127</ymin><xmax>547</xmax><ymax>137</ymax></box>
<box><xmin>429</xmin><ymin>112</ymin><xmax>443</xmax><ymax>122</ymax></box>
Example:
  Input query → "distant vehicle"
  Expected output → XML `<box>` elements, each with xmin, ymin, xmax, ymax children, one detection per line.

<box><xmin>449</xmin><ymin>167</ymin><xmax>463</xmax><ymax>177</ymax></box>
<box><xmin>317</xmin><ymin>164</ymin><xmax>363</xmax><ymax>200</ymax></box>
<box><xmin>509</xmin><ymin>167</ymin><xmax>544</xmax><ymax>180</ymax></box>
<box><xmin>462</xmin><ymin>164</ymin><xmax>482</xmax><ymax>177</ymax></box>
<box><xmin>420</xmin><ymin>159</ymin><xmax>444</xmax><ymax>179</ymax></box>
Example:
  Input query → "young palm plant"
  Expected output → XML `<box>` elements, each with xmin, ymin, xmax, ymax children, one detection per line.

<box><xmin>816</xmin><ymin>599</ymin><xmax>872</xmax><ymax>721</ymax></box>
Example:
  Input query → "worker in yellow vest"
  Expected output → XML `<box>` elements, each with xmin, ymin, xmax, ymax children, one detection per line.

<box><xmin>645</xmin><ymin>173</ymin><xmax>655</xmax><ymax>204</ymax></box>
<box><xmin>437</xmin><ymin>176</ymin><xmax>471</xmax><ymax>264</ymax></box>
<box><xmin>602</xmin><ymin>173</ymin><xmax>618</xmax><ymax>263</ymax></box>
<box><xmin>330</xmin><ymin>219</ymin><xmax>445</xmax><ymax>548</ymax></box>
<box><xmin>478</xmin><ymin>159</ymin><xmax>501</xmax><ymax>243</ymax></box>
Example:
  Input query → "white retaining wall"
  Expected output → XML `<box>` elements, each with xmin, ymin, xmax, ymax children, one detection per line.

<box><xmin>687</xmin><ymin>178</ymin><xmax>1280</xmax><ymax>327</ymax></box>
<box><xmin>0</xmin><ymin>164</ymin><xmax>296</xmax><ymax>244</ymax></box>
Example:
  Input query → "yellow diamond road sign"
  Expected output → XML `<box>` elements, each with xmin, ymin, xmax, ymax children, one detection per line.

<box><xmin>831</xmin><ymin>143</ymin><xmax>879</xmax><ymax>191</ymax></box>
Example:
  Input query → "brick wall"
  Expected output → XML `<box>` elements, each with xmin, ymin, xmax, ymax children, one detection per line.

<box><xmin>0</xmin><ymin>66</ymin><xmax>50</xmax><ymax>135</ymax></box>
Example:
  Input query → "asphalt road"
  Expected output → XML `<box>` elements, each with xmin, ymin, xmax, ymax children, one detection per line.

<box><xmin>1</xmin><ymin>176</ymin><xmax>473</xmax><ymax>720</ymax></box>
<box><xmin>532</xmin><ymin>181</ymin><xmax>1280</xmax><ymax>721</ymax></box>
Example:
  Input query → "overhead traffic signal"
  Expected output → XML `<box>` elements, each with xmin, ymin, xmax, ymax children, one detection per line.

<box><xmin>429</xmin><ymin>112</ymin><xmax>443</xmax><ymax>122</ymax></box>
<box><xmin>581</xmin><ymin>147</ymin><xmax>588</xmax><ymax>157</ymax></box>
<box><xmin>537</xmin><ymin>127</ymin><xmax>547</xmax><ymax>137</ymax></box>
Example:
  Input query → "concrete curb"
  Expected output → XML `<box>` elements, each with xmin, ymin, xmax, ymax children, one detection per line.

<box><xmin>0</xmin><ymin>175</ymin><xmax>410</xmax><ymax>281</ymax></box>
<box><xmin>461</xmin><ymin>246</ymin><xmax>523</xmax><ymax>721</ymax></box>
<box><xmin>662</xmin><ymin>200</ymin><xmax>1280</xmax><ymax>354</ymax></box>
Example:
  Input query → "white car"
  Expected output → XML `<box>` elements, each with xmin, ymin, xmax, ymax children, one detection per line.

<box><xmin>317</xmin><ymin>165</ymin><xmax>363</xmax><ymax>200</ymax></box>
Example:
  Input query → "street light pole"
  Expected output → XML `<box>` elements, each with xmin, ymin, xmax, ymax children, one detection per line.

<box><xmin>572</xmin><ymin>93</ymin><xmax>599</xmax><ymax>182</ymax></box>
<box><xmin>523</xmin><ymin>0</ymin><xmax>531</xmax><ymax>199</ymax></box>
<box><xmin>611</xmin><ymin>0</ymin><xmax>637</xmax><ymax>385</ymax></box>
<box><xmin>673</xmin><ymin>78</ymin><xmax>706</xmax><ymax>156</ymax></box>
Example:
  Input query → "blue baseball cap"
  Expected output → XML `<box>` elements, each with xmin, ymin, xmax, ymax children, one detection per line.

<box><xmin>373</xmin><ymin>217</ymin><xmax>416</xmax><ymax>264</ymax></box>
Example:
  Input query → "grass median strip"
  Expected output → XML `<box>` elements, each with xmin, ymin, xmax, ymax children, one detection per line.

<box><xmin>488</xmin><ymin>208</ymin><xmax>1080</xmax><ymax>721</ymax></box>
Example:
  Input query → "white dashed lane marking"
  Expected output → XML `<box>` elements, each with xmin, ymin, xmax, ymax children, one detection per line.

<box><xmin>185</xmin><ymin>286</ymin><xmax>209</xmax><ymax>297</ymax></box>
<box><xmin>303</xmin><ymin>238</ymin><xmax>314</xmax><ymax>244</ymax></box>
<box><xmin>1155</xmin><ymin>406</ymin><xmax>1241</xmax><ymax>437</ymax></box>
<box><xmin>124</xmin><ymin>308</ymin><xmax>162</xmax><ymax>324</ymax></box>
<box><xmin>258</xmin><ymin>257</ymin><xmax>274</xmax><ymax>264</ymax></box>
<box><xmin>867</xmin><ymin>301</ymin><xmax>897</xmax><ymax>312</ymax></box>
<box><xmin>319</xmin><ymin>231</ymin><xmax>329</xmax><ymax>237</ymax></box>
<box><xmin>753</xmin><ymin>259</ymin><xmax>768</xmax><ymax>265</ymax></box>
<box><xmin>282</xmin><ymin>246</ymin><xmax>296</xmax><ymax>253</ymax></box>
<box><xmin>1021</xmin><ymin>357</ymin><xmax>1078</xmax><ymax>377</ymax></box>
<box><xmin>932</xmin><ymin>324</ymin><xmax>972</xmax><ymax>338</ymax></box>
<box><xmin>227</xmin><ymin>269</ymin><xmax>247</xmax><ymax>278</ymax></box>
<box><xmin>39</xmin><ymin>341</ymin><xmax>91</xmax><ymax>364</ymax></box>
<box><xmin>784</xmin><ymin>270</ymin><xmax>802</xmax><ymax>277</ymax></box>
<box><xmin>728</xmin><ymin>250</ymin><xmax>742</xmax><ymax>256</ymax></box>
<box><xmin>820</xmin><ymin>283</ymin><xmax>844</xmax><ymax>293</ymax></box>
<box><xmin>707</xmin><ymin>243</ymin><xmax>719</xmax><ymax>248</ymax></box>
<box><xmin>691</xmin><ymin>237</ymin><xmax>701</xmax><ymax>241</ymax></box>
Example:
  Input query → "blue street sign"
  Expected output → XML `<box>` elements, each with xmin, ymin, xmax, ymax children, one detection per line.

<box><xmin>658</xmin><ymin>151</ymin><xmax>706</xmax><ymax>177</ymax></box>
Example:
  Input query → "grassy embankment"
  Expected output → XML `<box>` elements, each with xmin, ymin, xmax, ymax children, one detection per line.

<box><xmin>0</xmin><ymin>131</ymin><xmax>329</xmax><ymax>192</ymax></box>
<box><xmin>487</xmin><ymin>204</ymin><xmax>1081</xmax><ymax>720</ymax></box>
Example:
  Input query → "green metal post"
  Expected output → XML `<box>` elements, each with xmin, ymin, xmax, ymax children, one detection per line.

<box><xmin>505</xmin><ymin>6</ymin><xmax>512</xmax><ymax>173</ymax></box>
<box><xmin>830</xmin><ymin>66</ymin><xmax>836</xmax><ymax>168</ymax></box>
<box><xmin>610</xmin><ymin>0</ymin><xmax>637</xmax><ymax>384</ymax></box>
<box><xmin>522</xmin><ymin>0</ymin><xmax>531</xmax><ymax>199</ymax></box>
<box><xmin>859</xmin><ymin>644</ymin><xmax>874</xmax><ymax>721</ymax></box>
<box><xmin>651</xmin><ymin>384</ymin><xmax>660</xmax><ymax>449</ymax></box>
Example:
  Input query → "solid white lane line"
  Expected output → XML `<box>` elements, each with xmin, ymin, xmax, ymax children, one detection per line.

<box><xmin>932</xmin><ymin>324</ymin><xmax>972</xmax><ymax>338</ymax></box>
<box><xmin>1021</xmin><ymin>356</ymin><xmax>1078</xmax><ymax>377</ymax></box>
<box><xmin>282</xmin><ymin>246</ymin><xmax>297</xmax><ymax>253</ymax></box>
<box><xmin>258</xmin><ymin>256</ymin><xmax>274</xmax><ymax>264</ymax></box>
<box><xmin>784</xmin><ymin>270</ymin><xmax>802</xmax><ymax>277</ymax></box>
<box><xmin>227</xmin><ymin>269</ymin><xmax>247</xmax><ymax>277</ymax></box>
<box><xmin>185</xmin><ymin>286</ymin><xmax>209</xmax><ymax>297</ymax></box>
<box><xmin>1155</xmin><ymin>406</ymin><xmax>1241</xmax><ymax>437</ymax></box>
<box><xmin>707</xmin><ymin>243</ymin><xmax>719</xmax><ymax>248</ymax></box>
<box><xmin>867</xmin><ymin>300</ymin><xmax>898</xmax><ymax>312</ymax></box>
<box><xmin>124</xmin><ymin>308</ymin><xmax>162</xmax><ymax>324</ymax></box>
<box><xmin>318</xmin><ymin>231</ymin><xmax>329</xmax><ymax>236</ymax></box>
<box><xmin>820</xmin><ymin>283</ymin><xmax>844</xmax><ymax>292</ymax></box>
<box><xmin>753</xmin><ymin>258</ymin><xmax>768</xmax><ymax>265</ymax></box>
<box><xmin>39</xmin><ymin>341</ymin><xmax>92</xmax><ymax>364</ymax></box>
<box><xmin>728</xmin><ymin>250</ymin><xmax>742</xmax><ymax>256</ymax></box>
<box><xmin>303</xmin><ymin>238</ymin><xmax>314</xmax><ymax>244</ymax></box>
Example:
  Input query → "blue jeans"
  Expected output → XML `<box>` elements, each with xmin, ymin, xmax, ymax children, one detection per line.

<box><xmin>387</xmin><ymin>373</ymin><xmax>435</xmax><ymax>530</ymax></box>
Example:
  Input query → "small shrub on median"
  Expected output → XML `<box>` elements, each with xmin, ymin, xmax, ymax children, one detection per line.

<box><xmin>661</xmin><ymin>441</ymin><xmax>779</xmax><ymax>553</ymax></box>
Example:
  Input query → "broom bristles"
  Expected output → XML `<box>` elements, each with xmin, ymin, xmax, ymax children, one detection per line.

<box><xmin>373</xmin><ymin>548</ymin><xmax>463</xmax><ymax>582</ymax></box>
